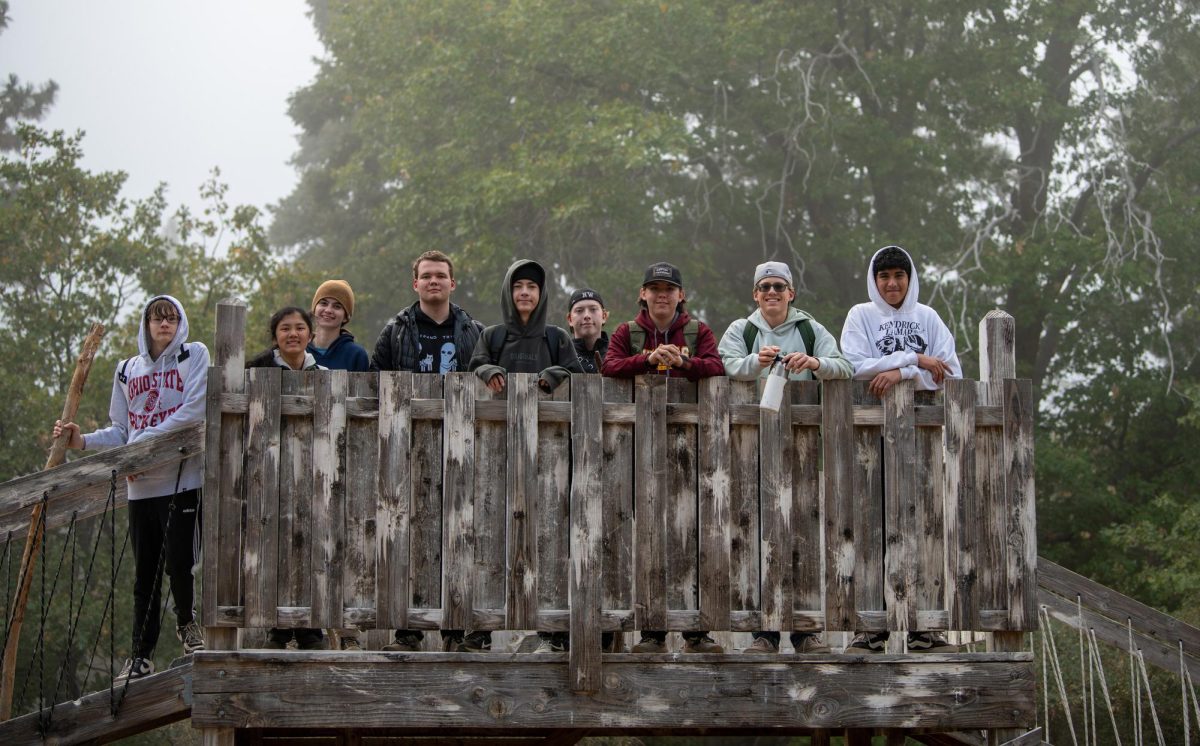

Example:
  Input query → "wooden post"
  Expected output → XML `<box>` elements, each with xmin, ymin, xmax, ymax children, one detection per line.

<box><xmin>0</xmin><ymin>322</ymin><xmax>104</xmax><ymax>721</ymax></box>
<box><xmin>633</xmin><ymin>375</ymin><xmax>668</xmax><ymax>632</ymax></box>
<box><xmin>506</xmin><ymin>374</ymin><xmax>539</xmax><ymax>630</ymax></box>
<box><xmin>569</xmin><ymin>374</ymin><xmax>603</xmax><ymax>691</ymax></box>
<box><xmin>822</xmin><ymin>379</ymin><xmax>856</xmax><ymax>632</ymax></box>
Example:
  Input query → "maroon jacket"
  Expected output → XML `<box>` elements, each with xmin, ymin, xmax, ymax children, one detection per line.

<box><xmin>601</xmin><ymin>308</ymin><xmax>724</xmax><ymax>381</ymax></box>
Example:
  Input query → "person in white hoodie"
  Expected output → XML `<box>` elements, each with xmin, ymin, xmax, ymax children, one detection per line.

<box><xmin>54</xmin><ymin>295</ymin><xmax>210</xmax><ymax>681</ymax></box>
<box><xmin>840</xmin><ymin>245</ymin><xmax>961</xmax><ymax>654</ymax></box>
<box><xmin>718</xmin><ymin>260</ymin><xmax>851</xmax><ymax>655</ymax></box>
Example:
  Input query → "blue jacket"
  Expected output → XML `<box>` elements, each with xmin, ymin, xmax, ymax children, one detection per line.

<box><xmin>308</xmin><ymin>331</ymin><xmax>369</xmax><ymax>372</ymax></box>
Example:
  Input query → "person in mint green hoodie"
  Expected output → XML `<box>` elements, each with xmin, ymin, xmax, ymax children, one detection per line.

<box><xmin>718</xmin><ymin>261</ymin><xmax>850</xmax><ymax>655</ymax></box>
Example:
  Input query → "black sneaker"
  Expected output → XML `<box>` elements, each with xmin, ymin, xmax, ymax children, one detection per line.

<box><xmin>907</xmin><ymin>631</ymin><xmax>958</xmax><ymax>652</ymax></box>
<box><xmin>114</xmin><ymin>657</ymin><xmax>154</xmax><ymax>682</ymax></box>
<box><xmin>176</xmin><ymin>621</ymin><xmax>206</xmax><ymax>654</ymax></box>
<box><xmin>382</xmin><ymin>632</ymin><xmax>424</xmax><ymax>652</ymax></box>
<box><xmin>846</xmin><ymin>632</ymin><xmax>887</xmax><ymax>653</ymax></box>
<box><xmin>455</xmin><ymin>631</ymin><xmax>492</xmax><ymax>652</ymax></box>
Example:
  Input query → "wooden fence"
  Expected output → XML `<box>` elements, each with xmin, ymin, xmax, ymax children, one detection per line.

<box><xmin>201</xmin><ymin>304</ymin><xmax>1035</xmax><ymax>690</ymax></box>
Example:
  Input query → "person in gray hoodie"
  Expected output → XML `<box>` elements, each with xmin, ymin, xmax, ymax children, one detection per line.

<box><xmin>470</xmin><ymin>259</ymin><xmax>582</xmax><ymax>653</ymax></box>
<box><xmin>54</xmin><ymin>295</ymin><xmax>209</xmax><ymax>681</ymax></box>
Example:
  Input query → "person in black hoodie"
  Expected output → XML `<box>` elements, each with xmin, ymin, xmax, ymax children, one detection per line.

<box><xmin>470</xmin><ymin>259</ymin><xmax>583</xmax><ymax>653</ymax></box>
<box><xmin>248</xmin><ymin>307</ymin><xmax>327</xmax><ymax>650</ymax></box>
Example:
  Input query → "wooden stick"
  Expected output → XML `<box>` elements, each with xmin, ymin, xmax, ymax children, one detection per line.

<box><xmin>1</xmin><ymin>322</ymin><xmax>105</xmax><ymax>721</ymax></box>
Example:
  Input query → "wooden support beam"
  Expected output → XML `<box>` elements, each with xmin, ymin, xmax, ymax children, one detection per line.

<box><xmin>569</xmin><ymin>375</ymin><xmax>603</xmax><ymax>691</ymax></box>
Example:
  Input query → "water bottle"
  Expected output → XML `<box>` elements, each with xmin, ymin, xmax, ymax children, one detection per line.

<box><xmin>760</xmin><ymin>357</ymin><xmax>786</xmax><ymax>412</ymax></box>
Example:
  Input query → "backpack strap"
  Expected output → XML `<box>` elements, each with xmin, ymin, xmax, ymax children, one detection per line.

<box><xmin>628</xmin><ymin>319</ymin><xmax>699</xmax><ymax>355</ymax></box>
<box><xmin>682</xmin><ymin>318</ymin><xmax>699</xmax><ymax>354</ymax></box>
<box><xmin>544</xmin><ymin>327</ymin><xmax>561</xmax><ymax>366</ymax></box>
<box><xmin>488</xmin><ymin>325</ymin><xmax>507</xmax><ymax>361</ymax></box>
<box><xmin>741</xmin><ymin>319</ymin><xmax>815</xmax><ymax>355</ymax></box>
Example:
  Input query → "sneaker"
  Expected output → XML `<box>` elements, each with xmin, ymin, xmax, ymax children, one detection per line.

<box><xmin>907</xmin><ymin>631</ymin><xmax>958</xmax><ymax>653</ymax></box>
<box><xmin>262</xmin><ymin>637</ymin><xmax>288</xmax><ymax>650</ymax></box>
<box><xmin>744</xmin><ymin>636</ymin><xmax>778</xmax><ymax>654</ymax></box>
<box><xmin>176</xmin><ymin>621</ymin><xmax>206</xmax><ymax>654</ymax></box>
<box><xmin>340</xmin><ymin>635</ymin><xmax>363</xmax><ymax>651</ymax></box>
<box><xmin>631</xmin><ymin>635</ymin><xmax>668</xmax><ymax>654</ymax></box>
<box><xmin>295</xmin><ymin>632</ymin><xmax>327</xmax><ymax>651</ymax></box>
<box><xmin>455</xmin><ymin>631</ymin><xmax>492</xmax><ymax>653</ymax></box>
<box><xmin>534</xmin><ymin>637</ymin><xmax>567</xmax><ymax>654</ymax></box>
<box><xmin>383</xmin><ymin>632</ymin><xmax>424</xmax><ymax>652</ymax></box>
<box><xmin>602</xmin><ymin>633</ymin><xmax>626</xmax><ymax>653</ymax></box>
<box><xmin>114</xmin><ymin>657</ymin><xmax>154</xmax><ymax>683</ymax></box>
<box><xmin>846</xmin><ymin>632</ymin><xmax>887</xmax><ymax>653</ymax></box>
<box><xmin>682</xmin><ymin>635</ymin><xmax>724</xmax><ymax>654</ymax></box>
<box><xmin>792</xmin><ymin>633</ymin><xmax>830</xmax><ymax>654</ymax></box>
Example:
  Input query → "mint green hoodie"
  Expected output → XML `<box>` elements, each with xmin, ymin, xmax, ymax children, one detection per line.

<box><xmin>719</xmin><ymin>307</ymin><xmax>852</xmax><ymax>381</ymax></box>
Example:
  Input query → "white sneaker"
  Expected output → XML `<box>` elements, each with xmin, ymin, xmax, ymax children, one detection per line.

<box><xmin>114</xmin><ymin>657</ymin><xmax>154</xmax><ymax>683</ymax></box>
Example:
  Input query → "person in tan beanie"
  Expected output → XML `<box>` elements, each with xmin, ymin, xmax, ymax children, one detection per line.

<box><xmin>309</xmin><ymin>279</ymin><xmax>369</xmax><ymax>372</ymax></box>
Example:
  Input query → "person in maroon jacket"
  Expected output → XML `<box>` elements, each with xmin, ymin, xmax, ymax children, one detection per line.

<box><xmin>601</xmin><ymin>261</ymin><xmax>724</xmax><ymax>654</ymax></box>
<box><xmin>601</xmin><ymin>262</ymin><xmax>725</xmax><ymax>382</ymax></box>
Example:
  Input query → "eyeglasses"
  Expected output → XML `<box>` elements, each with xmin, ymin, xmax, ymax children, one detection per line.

<box><xmin>151</xmin><ymin>316</ymin><xmax>180</xmax><ymax>324</ymax></box>
<box><xmin>756</xmin><ymin>282</ymin><xmax>790</xmax><ymax>293</ymax></box>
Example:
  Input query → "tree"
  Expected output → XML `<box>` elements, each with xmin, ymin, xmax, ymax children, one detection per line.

<box><xmin>0</xmin><ymin>1</ymin><xmax>57</xmax><ymax>151</ymax></box>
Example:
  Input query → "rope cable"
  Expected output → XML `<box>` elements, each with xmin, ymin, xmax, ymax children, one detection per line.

<box><xmin>1086</xmin><ymin>628</ymin><xmax>1123</xmax><ymax>746</ymax></box>
<box><xmin>1134</xmin><ymin>648</ymin><xmax>1167</xmax><ymax>746</ymax></box>
<box><xmin>1042</xmin><ymin>605</ymin><xmax>1081</xmax><ymax>746</ymax></box>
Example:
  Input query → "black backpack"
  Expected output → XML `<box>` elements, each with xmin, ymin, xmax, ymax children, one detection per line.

<box><xmin>627</xmin><ymin>318</ymin><xmax>700</xmax><ymax>355</ymax></box>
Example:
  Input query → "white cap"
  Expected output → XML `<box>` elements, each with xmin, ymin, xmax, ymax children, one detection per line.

<box><xmin>753</xmin><ymin>261</ymin><xmax>792</xmax><ymax>286</ymax></box>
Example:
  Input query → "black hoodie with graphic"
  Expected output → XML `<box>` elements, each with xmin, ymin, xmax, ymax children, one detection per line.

<box><xmin>469</xmin><ymin>259</ymin><xmax>582</xmax><ymax>390</ymax></box>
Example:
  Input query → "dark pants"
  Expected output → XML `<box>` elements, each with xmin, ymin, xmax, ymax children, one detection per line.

<box><xmin>129</xmin><ymin>489</ymin><xmax>200</xmax><ymax>659</ymax></box>
<box><xmin>752</xmin><ymin>631</ymin><xmax>811</xmax><ymax>647</ymax></box>
<box><xmin>641</xmin><ymin>630</ymin><xmax>709</xmax><ymax>643</ymax></box>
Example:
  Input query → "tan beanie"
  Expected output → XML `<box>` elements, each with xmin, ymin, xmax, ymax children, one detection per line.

<box><xmin>311</xmin><ymin>279</ymin><xmax>355</xmax><ymax>321</ymax></box>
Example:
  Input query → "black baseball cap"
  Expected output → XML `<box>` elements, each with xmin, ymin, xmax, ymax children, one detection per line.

<box><xmin>642</xmin><ymin>262</ymin><xmax>683</xmax><ymax>288</ymax></box>
<box><xmin>569</xmin><ymin>288</ymin><xmax>605</xmax><ymax>310</ymax></box>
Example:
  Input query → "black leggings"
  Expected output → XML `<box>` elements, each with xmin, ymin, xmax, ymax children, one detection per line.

<box><xmin>128</xmin><ymin>489</ymin><xmax>200</xmax><ymax>658</ymax></box>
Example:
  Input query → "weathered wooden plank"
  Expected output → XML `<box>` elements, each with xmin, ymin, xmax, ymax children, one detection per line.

<box><xmin>791</xmin><ymin>381</ymin><xmax>822</xmax><ymax>616</ymax></box>
<box><xmin>1004</xmin><ymin>378</ymin><xmax>1037</xmax><ymax>631</ymax></box>
<box><xmin>697</xmin><ymin>376</ymin><xmax>732</xmax><ymax>631</ymax></box>
<box><xmin>665</xmin><ymin>378</ymin><xmax>699</xmax><ymax>614</ymax></box>
<box><xmin>537</xmin><ymin>378</ymin><xmax>572</xmax><ymax>618</ymax></box>
<box><xmin>506</xmin><ymin>374</ymin><xmax>539</xmax><ymax>629</ymax></box>
<box><xmin>822</xmin><ymin>379</ymin><xmax>855</xmax><ymax>631</ymax></box>
<box><xmin>943</xmin><ymin>379</ymin><xmax>978</xmax><ymax>630</ymax></box>
<box><xmin>473</xmin><ymin>378</ymin><xmax>507</xmax><ymax>631</ymax></box>
<box><xmin>200</xmin><ymin>366</ymin><xmax>226</xmax><ymax>630</ymax></box>
<box><xmin>410</xmin><ymin>375</ymin><xmax>444</xmax><ymax>617</ymax></box>
<box><xmin>728</xmin><ymin>380</ymin><xmax>760</xmax><ymax>615</ymax></box>
<box><xmin>310</xmin><ymin>370</ymin><xmax>348</xmax><ymax>628</ymax></box>
<box><xmin>276</xmin><ymin>372</ymin><xmax>313</xmax><ymax>610</ymax></box>
<box><xmin>977</xmin><ymin>312</ymin><xmax>1015</xmax><ymax>622</ymax></box>
<box><xmin>914</xmin><ymin>390</ymin><xmax>945</xmax><ymax>620</ymax></box>
<box><xmin>441</xmin><ymin>372</ymin><xmax>475</xmax><ymax>630</ymax></box>
<box><xmin>569</xmin><ymin>374</ymin><xmax>604</xmax><ymax>691</ymax></box>
<box><xmin>853</xmin><ymin>382</ymin><xmax>885</xmax><ymax>630</ymax></box>
<box><xmin>344</xmin><ymin>373</ymin><xmax>380</xmax><ymax>630</ymax></box>
<box><xmin>1039</xmin><ymin>558</ymin><xmax>1200</xmax><ymax>653</ymax></box>
<box><xmin>883</xmin><ymin>381</ymin><xmax>917</xmax><ymax>633</ymax></box>
<box><xmin>634</xmin><ymin>375</ymin><xmax>668</xmax><ymax>631</ymax></box>
<box><xmin>243</xmin><ymin>366</ymin><xmax>282</xmax><ymax>629</ymax></box>
<box><xmin>207</xmin><ymin>300</ymin><xmax>246</xmax><ymax>629</ymax></box>
<box><xmin>192</xmin><ymin>652</ymin><xmax>1036</xmax><ymax>731</ymax></box>
<box><xmin>600</xmin><ymin>378</ymin><xmax>634</xmax><ymax>629</ymax></box>
<box><xmin>375</xmin><ymin>371</ymin><xmax>413</xmax><ymax>630</ymax></box>
<box><xmin>759</xmin><ymin>379</ymin><xmax>793</xmax><ymax>633</ymax></box>
<box><xmin>0</xmin><ymin>659</ymin><xmax>192</xmax><ymax>745</ymax></box>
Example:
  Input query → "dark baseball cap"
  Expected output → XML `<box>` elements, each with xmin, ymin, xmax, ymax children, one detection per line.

<box><xmin>569</xmin><ymin>288</ymin><xmax>605</xmax><ymax>310</ymax></box>
<box><xmin>642</xmin><ymin>262</ymin><xmax>683</xmax><ymax>288</ymax></box>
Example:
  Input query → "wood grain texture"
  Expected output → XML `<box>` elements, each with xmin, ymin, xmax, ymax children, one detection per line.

<box><xmin>665</xmin><ymin>379</ymin><xmax>698</xmax><ymax>613</ymax></box>
<box><xmin>852</xmin><ymin>383</ymin><xmax>885</xmax><ymax>631</ymax></box>
<box><xmin>375</xmin><ymin>371</ymin><xmax>413</xmax><ymax>629</ymax></box>
<box><xmin>441</xmin><ymin>373</ymin><xmax>476</xmax><ymax>630</ymax></box>
<box><xmin>697</xmin><ymin>376</ymin><xmax>732</xmax><ymax>631</ymax></box>
<box><xmin>310</xmin><ymin>370</ymin><xmax>348</xmax><ymax>628</ymax></box>
<box><xmin>506</xmin><ymin>375</ymin><xmax>539</xmax><ymax>629</ymax></box>
<box><xmin>410</xmin><ymin>375</ymin><xmax>444</xmax><ymax>616</ymax></box>
<box><xmin>345</xmin><ymin>373</ymin><xmax>381</xmax><ymax>627</ymax></box>
<box><xmin>883</xmin><ymin>381</ymin><xmax>917</xmax><ymax>633</ymax></box>
<box><xmin>728</xmin><ymin>380</ymin><xmax>760</xmax><ymax>615</ymax></box>
<box><xmin>473</xmin><ymin>379</ymin><xmax>507</xmax><ymax>626</ymax></box>
<box><xmin>192</xmin><ymin>652</ymin><xmax>1035</xmax><ymax>731</ymax></box>
<box><xmin>569</xmin><ymin>374</ymin><xmax>604</xmax><ymax>691</ymax></box>
<box><xmin>1003</xmin><ymin>378</ymin><xmax>1036</xmax><ymax>631</ymax></box>
<box><xmin>243</xmin><ymin>367</ymin><xmax>281</xmax><ymax>628</ymax></box>
<box><xmin>537</xmin><ymin>379</ymin><xmax>572</xmax><ymax>616</ymax></box>
<box><xmin>634</xmin><ymin>376</ymin><xmax>668</xmax><ymax>630</ymax></box>
<box><xmin>943</xmin><ymin>379</ymin><xmax>978</xmax><ymax>630</ymax></box>
<box><xmin>278</xmin><ymin>372</ymin><xmax>315</xmax><ymax>609</ymax></box>
<box><xmin>600</xmin><ymin>378</ymin><xmax>635</xmax><ymax>622</ymax></box>
<box><xmin>822</xmin><ymin>379</ymin><xmax>855</xmax><ymax>631</ymax></box>
<box><xmin>759</xmin><ymin>379</ymin><xmax>793</xmax><ymax>632</ymax></box>
<box><xmin>791</xmin><ymin>381</ymin><xmax>822</xmax><ymax>616</ymax></box>
<box><xmin>914</xmin><ymin>390</ymin><xmax>945</xmax><ymax>616</ymax></box>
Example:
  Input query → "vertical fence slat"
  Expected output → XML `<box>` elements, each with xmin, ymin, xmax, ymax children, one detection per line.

<box><xmin>570</xmin><ymin>374</ymin><xmax>603</xmax><ymax>691</ymax></box>
<box><xmin>698</xmin><ymin>376</ymin><xmax>731</xmax><ymax>632</ymax></box>
<box><xmin>278</xmin><ymin>372</ymin><xmax>314</xmax><ymax>613</ymax></box>
<box><xmin>243</xmin><ymin>367</ymin><xmax>281</xmax><ymax>628</ymax></box>
<box><xmin>666</xmin><ymin>379</ymin><xmax>699</xmax><ymax>619</ymax></box>
<box><xmin>410</xmin><ymin>375</ymin><xmax>444</xmax><ymax>627</ymax></box>
<box><xmin>943</xmin><ymin>379</ymin><xmax>978</xmax><ymax>630</ymax></box>
<box><xmin>311</xmin><ymin>369</ymin><xmax>348</xmax><ymax>628</ymax></box>
<box><xmin>822</xmin><ymin>379</ymin><xmax>855</xmax><ymax>631</ymax></box>
<box><xmin>375</xmin><ymin>371</ymin><xmax>412</xmax><ymax>630</ymax></box>
<box><xmin>883</xmin><ymin>380</ymin><xmax>917</xmax><ymax>634</ymax></box>
<box><xmin>601</xmin><ymin>378</ymin><xmax>635</xmax><ymax>634</ymax></box>
<box><xmin>537</xmin><ymin>378</ymin><xmax>572</xmax><ymax>621</ymax></box>
<box><xmin>505</xmin><ymin>374</ymin><xmax>539</xmax><ymax>629</ymax></box>
<box><xmin>474</xmin><ymin>380</ymin><xmax>507</xmax><ymax>631</ymax></box>
<box><xmin>728</xmin><ymin>380</ymin><xmax>760</xmax><ymax>617</ymax></box>
<box><xmin>853</xmin><ymin>382</ymin><xmax>885</xmax><ymax>631</ymax></box>
<box><xmin>344</xmin><ymin>373</ymin><xmax>379</xmax><ymax>632</ymax></box>
<box><xmin>760</xmin><ymin>381</ymin><xmax>793</xmax><ymax>633</ymax></box>
<box><xmin>791</xmin><ymin>381</ymin><xmax>822</xmax><ymax>622</ymax></box>
<box><xmin>203</xmin><ymin>300</ymin><xmax>245</xmax><ymax>628</ymax></box>
<box><xmin>441</xmin><ymin>372</ymin><xmax>475</xmax><ymax>631</ymax></box>
<box><xmin>914</xmin><ymin>390</ymin><xmax>946</xmax><ymax>622</ymax></box>
<box><xmin>979</xmin><ymin>311</ymin><xmax>1016</xmax><ymax>622</ymax></box>
<box><xmin>1005</xmin><ymin>378</ymin><xmax>1037</xmax><ymax>630</ymax></box>
<box><xmin>634</xmin><ymin>375</ymin><xmax>668</xmax><ymax>631</ymax></box>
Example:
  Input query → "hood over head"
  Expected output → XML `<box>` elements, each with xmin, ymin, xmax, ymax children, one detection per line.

<box><xmin>137</xmin><ymin>294</ymin><xmax>189</xmax><ymax>362</ymax></box>
<box><xmin>866</xmin><ymin>245</ymin><xmax>919</xmax><ymax>314</ymax></box>
<box><xmin>500</xmin><ymin>259</ymin><xmax>549</xmax><ymax>335</ymax></box>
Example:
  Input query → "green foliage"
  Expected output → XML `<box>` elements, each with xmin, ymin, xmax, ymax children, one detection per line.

<box><xmin>0</xmin><ymin>1</ymin><xmax>57</xmax><ymax>151</ymax></box>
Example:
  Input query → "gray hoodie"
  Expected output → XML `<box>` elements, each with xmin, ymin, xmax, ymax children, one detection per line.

<box><xmin>469</xmin><ymin>259</ymin><xmax>582</xmax><ymax>390</ymax></box>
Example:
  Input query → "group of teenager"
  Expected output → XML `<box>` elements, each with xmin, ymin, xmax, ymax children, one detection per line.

<box><xmin>53</xmin><ymin>243</ymin><xmax>961</xmax><ymax>680</ymax></box>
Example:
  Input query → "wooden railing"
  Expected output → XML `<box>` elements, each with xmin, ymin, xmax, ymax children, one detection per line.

<box><xmin>201</xmin><ymin>303</ymin><xmax>1036</xmax><ymax>690</ymax></box>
